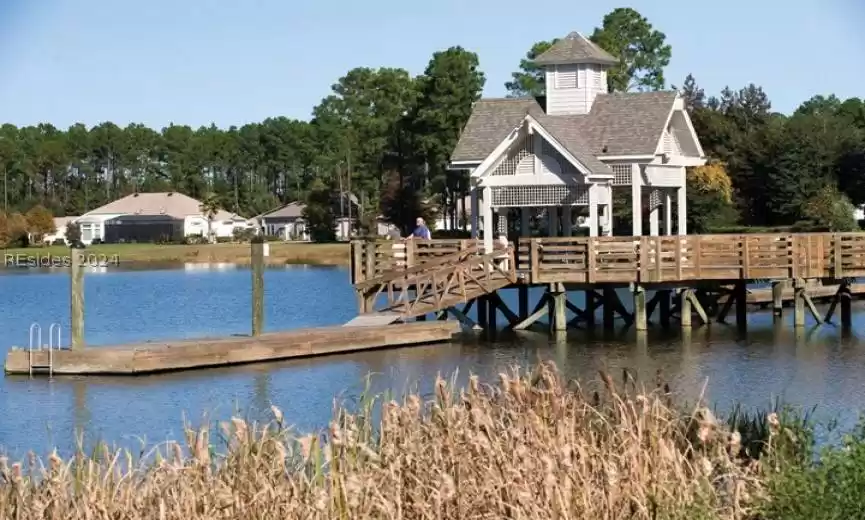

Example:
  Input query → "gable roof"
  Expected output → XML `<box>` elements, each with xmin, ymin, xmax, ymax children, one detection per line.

<box><xmin>451</xmin><ymin>91</ymin><xmax>680</xmax><ymax>166</ymax></box>
<box><xmin>260</xmin><ymin>201</ymin><xmax>305</xmax><ymax>219</ymax></box>
<box><xmin>82</xmin><ymin>192</ymin><xmax>245</xmax><ymax>221</ymax></box>
<box><xmin>534</xmin><ymin>32</ymin><xmax>618</xmax><ymax>66</ymax></box>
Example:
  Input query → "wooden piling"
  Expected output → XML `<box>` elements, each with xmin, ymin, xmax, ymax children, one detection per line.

<box><xmin>584</xmin><ymin>290</ymin><xmax>596</xmax><ymax>328</ymax></box>
<box><xmin>477</xmin><ymin>296</ymin><xmax>488</xmax><ymax>329</ymax></box>
<box><xmin>734</xmin><ymin>281</ymin><xmax>748</xmax><ymax>330</ymax></box>
<box><xmin>679</xmin><ymin>288</ymin><xmax>692</xmax><ymax>328</ymax></box>
<box><xmin>841</xmin><ymin>281</ymin><xmax>852</xmax><ymax>328</ymax></box>
<box><xmin>771</xmin><ymin>281</ymin><xmax>784</xmax><ymax>319</ymax></box>
<box><xmin>793</xmin><ymin>279</ymin><xmax>805</xmax><ymax>328</ymax></box>
<box><xmin>633</xmin><ymin>285</ymin><xmax>647</xmax><ymax>331</ymax></box>
<box><xmin>550</xmin><ymin>284</ymin><xmax>567</xmax><ymax>332</ymax></box>
<box><xmin>518</xmin><ymin>286</ymin><xmax>529</xmax><ymax>322</ymax></box>
<box><xmin>70</xmin><ymin>248</ymin><xmax>85</xmax><ymax>350</ymax></box>
<box><xmin>251</xmin><ymin>240</ymin><xmax>265</xmax><ymax>336</ymax></box>
<box><xmin>658</xmin><ymin>289</ymin><xmax>672</xmax><ymax>329</ymax></box>
<box><xmin>602</xmin><ymin>288</ymin><xmax>616</xmax><ymax>330</ymax></box>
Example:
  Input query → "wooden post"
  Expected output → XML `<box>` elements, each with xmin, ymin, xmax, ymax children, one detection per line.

<box><xmin>584</xmin><ymin>290</ymin><xmax>596</xmax><ymax>329</ymax></box>
<box><xmin>603</xmin><ymin>287</ymin><xmax>616</xmax><ymax>330</ymax></box>
<box><xmin>772</xmin><ymin>281</ymin><xmax>784</xmax><ymax>320</ymax></box>
<box><xmin>840</xmin><ymin>280</ymin><xmax>852</xmax><ymax>329</ymax></box>
<box><xmin>477</xmin><ymin>295</ymin><xmax>488</xmax><ymax>329</ymax></box>
<box><xmin>70</xmin><ymin>248</ymin><xmax>85</xmax><ymax>350</ymax></box>
<box><xmin>550</xmin><ymin>284</ymin><xmax>567</xmax><ymax>332</ymax></box>
<box><xmin>680</xmin><ymin>288</ymin><xmax>692</xmax><ymax>328</ymax></box>
<box><xmin>658</xmin><ymin>289</ymin><xmax>671</xmax><ymax>329</ymax></box>
<box><xmin>487</xmin><ymin>295</ymin><xmax>497</xmax><ymax>331</ymax></box>
<box><xmin>518</xmin><ymin>286</ymin><xmax>529</xmax><ymax>321</ymax></box>
<box><xmin>633</xmin><ymin>285</ymin><xmax>647</xmax><ymax>331</ymax></box>
<box><xmin>793</xmin><ymin>278</ymin><xmax>805</xmax><ymax>328</ymax></box>
<box><xmin>734</xmin><ymin>281</ymin><xmax>748</xmax><ymax>331</ymax></box>
<box><xmin>251</xmin><ymin>240</ymin><xmax>265</xmax><ymax>336</ymax></box>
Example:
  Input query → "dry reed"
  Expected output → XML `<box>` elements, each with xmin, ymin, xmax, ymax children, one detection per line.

<box><xmin>0</xmin><ymin>362</ymin><xmax>784</xmax><ymax>519</ymax></box>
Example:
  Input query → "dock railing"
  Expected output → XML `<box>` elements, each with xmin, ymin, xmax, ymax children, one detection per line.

<box><xmin>352</xmin><ymin>233</ymin><xmax>865</xmax><ymax>286</ymax></box>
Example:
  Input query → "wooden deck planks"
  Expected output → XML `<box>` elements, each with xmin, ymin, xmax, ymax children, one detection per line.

<box><xmin>5</xmin><ymin>321</ymin><xmax>460</xmax><ymax>376</ymax></box>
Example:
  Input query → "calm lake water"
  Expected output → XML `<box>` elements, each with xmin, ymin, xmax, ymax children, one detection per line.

<box><xmin>1</xmin><ymin>263</ymin><xmax>864</xmax><ymax>459</ymax></box>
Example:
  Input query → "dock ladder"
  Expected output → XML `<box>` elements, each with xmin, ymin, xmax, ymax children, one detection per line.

<box><xmin>28</xmin><ymin>322</ymin><xmax>61</xmax><ymax>377</ymax></box>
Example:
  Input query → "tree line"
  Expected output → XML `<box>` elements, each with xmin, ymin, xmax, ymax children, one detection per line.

<box><xmin>1</xmin><ymin>7</ymin><xmax>864</xmax><ymax>247</ymax></box>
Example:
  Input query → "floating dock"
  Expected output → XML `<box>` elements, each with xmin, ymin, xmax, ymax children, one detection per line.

<box><xmin>4</xmin><ymin>321</ymin><xmax>459</xmax><ymax>376</ymax></box>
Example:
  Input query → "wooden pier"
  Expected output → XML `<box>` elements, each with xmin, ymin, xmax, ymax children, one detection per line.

<box><xmin>351</xmin><ymin>233</ymin><xmax>865</xmax><ymax>332</ymax></box>
<box><xmin>5</xmin><ymin>239</ymin><xmax>460</xmax><ymax>377</ymax></box>
<box><xmin>4</xmin><ymin>321</ymin><xmax>459</xmax><ymax>376</ymax></box>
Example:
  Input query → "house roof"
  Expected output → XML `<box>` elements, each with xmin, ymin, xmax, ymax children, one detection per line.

<box><xmin>82</xmin><ymin>192</ymin><xmax>245</xmax><ymax>221</ymax></box>
<box><xmin>451</xmin><ymin>91</ymin><xmax>679</xmax><ymax>167</ymax></box>
<box><xmin>533</xmin><ymin>32</ymin><xmax>618</xmax><ymax>66</ymax></box>
<box><xmin>260</xmin><ymin>201</ymin><xmax>305</xmax><ymax>219</ymax></box>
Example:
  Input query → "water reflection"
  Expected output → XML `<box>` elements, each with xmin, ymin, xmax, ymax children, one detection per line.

<box><xmin>2</xmin><ymin>266</ymin><xmax>865</xmax><ymax>459</ymax></box>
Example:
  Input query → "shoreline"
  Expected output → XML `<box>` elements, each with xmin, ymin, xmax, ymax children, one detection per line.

<box><xmin>0</xmin><ymin>242</ymin><xmax>351</xmax><ymax>268</ymax></box>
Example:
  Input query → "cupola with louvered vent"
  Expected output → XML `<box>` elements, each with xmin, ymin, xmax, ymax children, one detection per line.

<box><xmin>533</xmin><ymin>31</ymin><xmax>618</xmax><ymax>115</ymax></box>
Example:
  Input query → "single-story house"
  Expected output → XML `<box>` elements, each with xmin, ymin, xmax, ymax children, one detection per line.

<box><xmin>257</xmin><ymin>202</ymin><xmax>308</xmax><ymax>241</ymax></box>
<box><xmin>256</xmin><ymin>199</ymin><xmax>390</xmax><ymax>241</ymax></box>
<box><xmin>76</xmin><ymin>192</ymin><xmax>249</xmax><ymax>245</ymax></box>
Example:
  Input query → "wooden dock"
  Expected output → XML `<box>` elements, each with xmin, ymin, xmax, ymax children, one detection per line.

<box><xmin>350</xmin><ymin>233</ymin><xmax>865</xmax><ymax>332</ymax></box>
<box><xmin>4</xmin><ymin>321</ymin><xmax>460</xmax><ymax>376</ymax></box>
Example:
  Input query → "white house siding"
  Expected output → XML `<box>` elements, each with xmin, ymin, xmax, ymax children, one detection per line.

<box><xmin>544</xmin><ymin>64</ymin><xmax>607</xmax><ymax>116</ymax></box>
<box><xmin>77</xmin><ymin>214</ymin><xmax>123</xmax><ymax>244</ymax></box>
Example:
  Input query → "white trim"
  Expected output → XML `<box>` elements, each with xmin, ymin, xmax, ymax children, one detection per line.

<box><xmin>678</xmin><ymin>108</ymin><xmax>706</xmax><ymax>158</ymax></box>
<box><xmin>653</xmin><ymin>101</ymin><xmax>677</xmax><ymax>157</ymax></box>
<box><xmin>663</xmin><ymin>156</ymin><xmax>707</xmax><ymax>167</ymax></box>
<box><xmin>525</xmin><ymin>115</ymin><xmax>613</xmax><ymax>180</ymax></box>
<box><xmin>470</xmin><ymin>123</ymin><xmax>523</xmax><ymax>178</ymax></box>
<box><xmin>653</xmin><ymin>93</ymin><xmax>706</xmax><ymax>160</ymax></box>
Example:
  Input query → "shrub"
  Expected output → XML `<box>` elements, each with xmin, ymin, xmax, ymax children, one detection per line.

<box><xmin>0</xmin><ymin>363</ymin><xmax>805</xmax><ymax>519</ymax></box>
<box><xmin>759</xmin><ymin>419</ymin><xmax>865</xmax><ymax>519</ymax></box>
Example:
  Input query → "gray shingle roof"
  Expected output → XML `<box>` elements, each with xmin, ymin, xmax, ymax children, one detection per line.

<box><xmin>450</xmin><ymin>91</ymin><xmax>679</xmax><ymax>171</ymax></box>
<box><xmin>451</xmin><ymin>98</ymin><xmax>543</xmax><ymax>163</ymax></box>
<box><xmin>534</xmin><ymin>32</ymin><xmax>618</xmax><ymax>66</ymax></box>
<box><xmin>261</xmin><ymin>201</ymin><xmax>305</xmax><ymax>219</ymax></box>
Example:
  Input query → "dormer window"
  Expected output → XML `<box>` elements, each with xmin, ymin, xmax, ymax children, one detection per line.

<box><xmin>554</xmin><ymin>64</ymin><xmax>578</xmax><ymax>89</ymax></box>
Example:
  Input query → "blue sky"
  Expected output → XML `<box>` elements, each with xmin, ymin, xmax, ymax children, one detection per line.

<box><xmin>1</xmin><ymin>0</ymin><xmax>863</xmax><ymax>129</ymax></box>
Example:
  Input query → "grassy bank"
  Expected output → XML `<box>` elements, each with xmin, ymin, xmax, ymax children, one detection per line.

<box><xmin>1</xmin><ymin>242</ymin><xmax>350</xmax><ymax>267</ymax></box>
<box><xmin>2</xmin><ymin>362</ymin><xmax>859</xmax><ymax>519</ymax></box>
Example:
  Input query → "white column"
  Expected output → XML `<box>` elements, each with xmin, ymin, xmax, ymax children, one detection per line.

<box><xmin>677</xmin><ymin>186</ymin><xmax>687</xmax><ymax>235</ymax></box>
<box><xmin>470</xmin><ymin>186</ymin><xmax>480</xmax><ymax>238</ymax></box>
<box><xmin>588</xmin><ymin>186</ymin><xmax>599</xmax><ymax>237</ymax></box>
<box><xmin>649</xmin><ymin>189</ymin><xmax>660</xmax><ymax>236</ymax></box>
<box><xmin>664</xmin><ymin>190</ymin><xmax>672</xmax><ymax>235</ymax></box>
<box><xmin>482</xmin><ymin>185</ymin><xmax>493</xmax><ymax>252</ymax></box>
<box><xmin>630</xmin><ymin>164</ymin><xmax>642</xmax><ymax>236</ymax></box>
<box><xmin>520</xmin><ymin>207</ymin><xmax>531</xmax><ymax>237</ymax></box>
<box><xmin>549</xmin><ymin>208</ymin><xmax>559</xmax><ymax>237</ymax></box>
<box><xmin>562</xmin><ymin>206</ymin><xmax>572</xmax><ymax>237</ymax></box>
<box><xmin>602</xmin><ymin>183</ymin><xmax>614</xmax><ymax>236</ymax></box>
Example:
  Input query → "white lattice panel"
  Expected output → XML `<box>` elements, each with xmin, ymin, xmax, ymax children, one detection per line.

<box><xmin>649</xmin><ymin>188</ymin><xmax>662</xmax><ymax>209</ymax></box>
<box><xmin>492</xmin><ymin>134</ymin><xmax>534</xmax><ymax>176</ymax></box>
<box><xmin>491</xmin><ymin>186</ymin><xmax>588</xmax><ymax>207</ymax></box>
<box><xmin>611</xmin><ymin>164</ymin><xmax>631</xmax><ymax>186</ymax></box>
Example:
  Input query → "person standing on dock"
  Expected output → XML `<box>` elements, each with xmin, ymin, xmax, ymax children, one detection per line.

<box><xmin>407</xmin><ymin>217</ymin><xmax>432</xmax><ymax>240</ymax></box>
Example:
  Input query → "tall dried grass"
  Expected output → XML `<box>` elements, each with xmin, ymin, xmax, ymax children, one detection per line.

<box><xmin>0</xmin><ymin>362</ymin><xmax>793</xmax><ymax>519</ymax></box>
